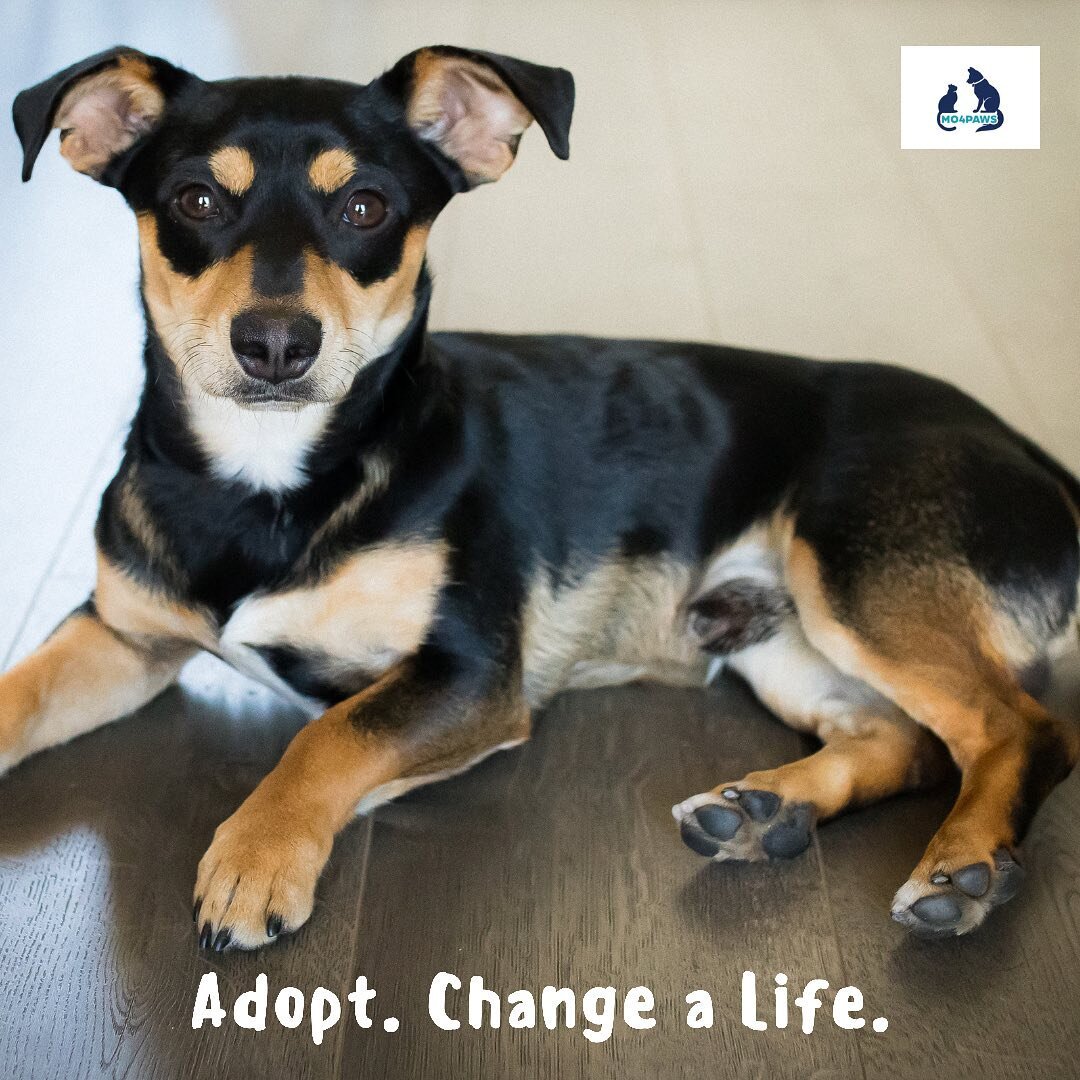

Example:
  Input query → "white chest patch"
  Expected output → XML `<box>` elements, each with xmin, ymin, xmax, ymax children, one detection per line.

<box><xmin>215</xmin><ymin>637</ymin><xmax>325</xmax><ymax>717</ymax></box>
<box><xmin>186</xmin><ymin>396</ymin><xmax>333</xmax><ymax>492</ymax></box>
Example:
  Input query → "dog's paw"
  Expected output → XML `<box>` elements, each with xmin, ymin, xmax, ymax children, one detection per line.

<box><xmin>673</xmin><ymin>786</ymin><xmax>815</xmax><ymax>862</ymax></box>
<box><xmin>890</xmin><ymin>847</ymin><xmax>1025</xmax><ymax>937</ymax></box>
<box><xmin>193</xmin><ymin>805</ymin><xmax>332</xmax><ymax>951</ymax></box>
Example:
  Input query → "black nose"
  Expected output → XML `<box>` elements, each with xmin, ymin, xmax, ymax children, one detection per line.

<box><xmin>230</xmin><ymin>309</ymin><xmax>322</xmax><ymax>384</ymax></box>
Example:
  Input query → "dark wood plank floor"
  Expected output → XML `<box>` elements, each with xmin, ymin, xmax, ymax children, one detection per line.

<box><xmin>2</xmin><ymin>659</ymin><xmax>1079</xmax><ymax>1079</ymax></box>
<box><xmin>4</xmin><ymin>3</ymin><xmax>1080</xmax><ymax>1078</ymax></box>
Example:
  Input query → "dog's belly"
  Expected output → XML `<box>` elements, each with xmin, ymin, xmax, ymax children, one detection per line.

<box><xmin>520</xmin><ymin>553</ymin><xmax>709</xmax><ymax>705</ymax></box>
<box><xmin>215</xmin><ymin>539</ymin><xmax>449</xmax><ymax>709</ymax></box>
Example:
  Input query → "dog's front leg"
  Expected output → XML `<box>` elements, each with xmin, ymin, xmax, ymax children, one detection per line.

<box><xmin>0</xmin><ymin>599</ymin><xmax>194</xmax><ymax>776</ymax></box>
<box><xmin>193</xmin><ymin>649</ymin><xmax>530</xmax><ymax>950</ymax></box>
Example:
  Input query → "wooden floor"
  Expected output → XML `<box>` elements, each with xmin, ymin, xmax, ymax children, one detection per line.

<box><xmin>3</xmin><ymin>2</ymin><xmax>1080</xmax><ymax>1078</ymax></box>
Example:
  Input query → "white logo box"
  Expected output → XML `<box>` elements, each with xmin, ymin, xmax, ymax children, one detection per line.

<box><xmin>900</xmin><ymin>45</ymin><xmax>1040</xmax><ymax>150</ymax></box>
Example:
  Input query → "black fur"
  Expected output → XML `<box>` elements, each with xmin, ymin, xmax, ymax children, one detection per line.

<box><xmin>13</xmin><ymin>44</ymin><xmax>1080</xmax><ymax>956</ymax></box>
<box><xmin>12</xmin><ymin>47</ymin><xmax>1078</xmax><ymax>711</ymax></box>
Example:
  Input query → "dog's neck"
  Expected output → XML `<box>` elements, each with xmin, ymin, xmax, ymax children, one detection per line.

<box><xmin>134</xmin><ymin>278</ymin><xmax>436</xmax><ymax>498</ymax></box>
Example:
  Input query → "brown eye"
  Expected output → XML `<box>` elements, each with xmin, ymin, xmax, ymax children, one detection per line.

<box><xmin>176</xmin><ymin>184</ymin><xmax>220</xmax><ymax>220</ymax></box>
<box><xmin>343</xmin><ymin>189</ymin><xmax>387</xmax><ymax>228</ymax></box>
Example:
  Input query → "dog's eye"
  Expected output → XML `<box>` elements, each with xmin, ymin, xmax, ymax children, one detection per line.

<box><xmin>176</xmin><ymin>184</ymin><xmax>220</xmax><ymax>221</ymax></box>
<box><xmin>342</xmin><ymin>190</ymin><xmax>387</xmax><ymax>228</ymax></box>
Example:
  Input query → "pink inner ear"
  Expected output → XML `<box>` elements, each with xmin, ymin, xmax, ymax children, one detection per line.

<box><xmin>55</xmin><ymin>68</ymin><xmax>163</xmax><ymax>179</ymax></box>
<box><xmin>410</xmin><ymin>57</ymin><xmax>534</xmax><ymax>187</ymax></box>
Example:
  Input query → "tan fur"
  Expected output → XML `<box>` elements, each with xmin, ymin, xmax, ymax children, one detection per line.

<box><xmin>138</xmin><ymin>213</ymin><xmax>429</xmax><ymax>405</ymax></box>
<box><xmin>785</xmin><ymin>536</ymin><xmax>1015</xmax><ymax>766</ymax></box>
<box><xmin>195</xmin><ymin>660</ymin><xmax>530</xmax><ymax>947</ymax></box>
<box><xmin>724</xmin><ymin>719</ymin><xmax>946</xmax><ymax>822</ymax></box>
<box><xmin>0</xmin><ymin>606</ymin><xmax>191</xmax><ymax>773</ymax></box>
<box><xmin>138</xmin><ymin>213</ymin><xmax>258</xmax><ymax>397</ymax></box>
<box><xmin>209</xmin><ymin>145</ymin><xmax>255</xmax><ymax>195</ymax></box>
<box><xmin>219</xmin><ymin>539</ymin><xmax>448</xmax><ymax>681</ymax></box>
<box><xmin>307</xmin><ymin>147</ymin><xmax>356</xmax><ymax>193</ymax></box>
<box><xmin>54</xmin><ymin>54</ymin><xmax>164</xmax><ymax>178</ymax></box>
<box><xmin>194</xmin><ymin>705</ymin><xmax>402</xmax><ymax>947</ymax></box>
<box><xmin>521</xmin><ymin>553</ymin><xmax>707</xmax><ymax>705</ymax></box>
<box><xmin>117</xmin><ymin>466</ymin><xmax>186</xmax><ymax>583</ymax></box>
<box><xmin>785</xmin><ymin>534</ymin><xmax>1079</xmax><ymax>919</ymax></box>
<box><xmin>95</xmin><ymin>550</ymin><xmax>215</xmax><ymax>651</ymax></box>
<box><xmin>301</xmin><ymin>224</ymin><xmax>430</xmax><ymax>373</ymax></box>
<box><xmin>407</xmin><ymin>49</ymin><xmax>533</xmax><ymax>186</ymax></box>
<box><xmin>293</xmin><ymin>451</ymin><xmax>394</xmax><ymax>571</ymax></box>
<box><xmin>393</xmin><ymin>680</ymin><xmax>531</xmax><ymax>784</ymax></box>
<box><xmin>672</xmin><ymin>513</ymin><xmax>948</xmax><ymax>826</ymax></box>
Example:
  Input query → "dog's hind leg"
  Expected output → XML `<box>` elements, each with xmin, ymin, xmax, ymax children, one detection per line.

<box><xmin>675</xmin><ymin>616</ymin><xmax>948</xmax><ymax>861</ymax></box>
<box><xmin>786</xmin><ymin>532</ymin><xmax>1080</xmax><ymax>936</ymax></box>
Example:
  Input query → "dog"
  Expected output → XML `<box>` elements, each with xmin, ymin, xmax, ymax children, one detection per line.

<box><xmin>936</xmin><ymin>83</ymin><xmax>957</xmax><ymax>130</ymax></box>
<box><xmin>6</xmin><ymin>46</ymin><xmax>1078</xmax><ymax>951</ymax></box>
<box><xmin>966</xmin><ymin>67</ymin><xmax>1004</xmax><ymax>131</ymax></box>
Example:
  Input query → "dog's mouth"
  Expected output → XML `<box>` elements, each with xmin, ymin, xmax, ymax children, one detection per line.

<box><xmin>178</xmin><ymin>344</ymin><xmax>362</xmax><ymax>409</ymax></box>
<box><xmin>226</xmin><ymin>375</ymin><xmax>331</xmax><ymax>410</ymax></box>
<box><xmin>159</xmin><ymin>312</ymin><xmax>377</xmax><ymax>411</ymax></box>
<box><xmin>233</xmin><ymin>391</ymin><xmax>316</xmax><ymax>410</ymax></box>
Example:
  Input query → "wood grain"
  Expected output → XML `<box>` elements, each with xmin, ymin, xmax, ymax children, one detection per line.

<box><xmin>343</xmin><ymin>681</ymin><xmax>865</xmax><ymax>1079</ymax></box>
<box><xmin>5</xmin><ymin>667</ymin><xmax>1080</xmax><ymax>1078</ymax></box>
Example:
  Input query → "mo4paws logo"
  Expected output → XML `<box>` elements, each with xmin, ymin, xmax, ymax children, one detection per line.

<box><xmin>936</xmin><ymin>68</ymin><xmax>1003</xmax><ymax>133</ymax></box>
<box><xmin>900</xmin><ymin>46</ymin><xmax>1039</xmax><ymax>150</ymax></box>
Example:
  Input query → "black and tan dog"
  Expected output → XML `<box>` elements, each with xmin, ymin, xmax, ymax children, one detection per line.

<box><xmin>6</xmin><ymin>46</ymin><xmax>1079</xmax><ymax>950</ymax></box>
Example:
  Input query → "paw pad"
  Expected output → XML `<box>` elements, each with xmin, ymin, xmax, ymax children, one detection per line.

<box><xmin>910</xmin><ymin>894</ymin><xmax>962</xmax><ymax>928</ymax></box>
<box><xmin>892</xmin><ymin>848</ymin><xmax>1025</xmax><ymax>937</ymax></box>
<box><xmin>675</xmin><ymin>788</ymin><xmax>814</xmax><ymax>862</ymax></box>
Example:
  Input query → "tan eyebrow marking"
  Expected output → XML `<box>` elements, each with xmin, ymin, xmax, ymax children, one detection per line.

<box><xmin>208</xmin><ymin>146</ymin><xmax>255</xmax><ymax>195</ymax></box>
<box><xmin>308</xmin><ymin>148</ymin><xmax>357</xmax><ymax>193</ymax></box>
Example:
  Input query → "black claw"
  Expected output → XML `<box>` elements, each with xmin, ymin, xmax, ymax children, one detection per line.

<box><xmin>740</xmin><ymin>790</ymin><xmax>781</xmax><ymax>823</ymax></box>
<box><xmin>695</xmin><ymin>804</ymin><xmax>743</xmax><ymax>840</ymax></box>
<box><xmin>266</xmin><ymin>914</ymin><xmax>284</xmax><ymax>938</ymax></box>
<box><xmin>911</xmin><ymin>894</ymin><xmax>962</xmax><ymax>927</ymax></box>
<box><xmin>952</xmin><ymin>862</ymin><xmax>991</xmax><ymax>898</ymax></box>
<box><xmin>199</xmin><ymin>923</ymin><xmax>214</xmax><ymax>950</ymax></box>
<box><xmin>212</xmin><ymin>928</ymin><xmax>232</xmax><ymax>952</ymax></box>
<box><xmin>193</xmin><ymin>900</ymin><xmax>202</xmax><ymax>925</ymax></box>
<box><xmin>680</xmin><ymin>816</ymin><xmax>722</xmax><ymax>857</ymax></box>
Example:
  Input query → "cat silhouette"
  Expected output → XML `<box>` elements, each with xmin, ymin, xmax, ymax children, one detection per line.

<box><xmin>967</xmin><ymin>67</ymin><xmax>1004</xmax><ymax>131</ymax></box>
<box><xmin>936</xmin><ymin>83</ymin><xmax>958</xmax><ymax>130</ymax></box>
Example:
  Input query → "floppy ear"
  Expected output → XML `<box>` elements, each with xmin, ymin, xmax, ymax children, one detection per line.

<box><xmin>383</xmin><ymin>46</ymin><xmax>574</xmax><ymax>189</ymax></box>
<box><xmin>13</xmin><ymin>46</ymin><xmax>193</xmax><ymax>184</ymax></box>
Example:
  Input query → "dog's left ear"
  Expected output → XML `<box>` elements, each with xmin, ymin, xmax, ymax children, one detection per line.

<box><xmin>13</xmin><ymin>46</ymin><xmax>195</xmax><ymax>184</ymax></box>
<box><xmin>379</xmin><ymin>46</ymin><xmax>574</xmax><ymax>189</ymax></box>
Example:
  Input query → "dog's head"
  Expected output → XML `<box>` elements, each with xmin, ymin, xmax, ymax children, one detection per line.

<box><xmin>14</xmin><ymin>47</ymin><xmax>573</xmax><ymax>408</ymax></box>
<box><xmin>966</xmin><ymin>68</ymin><xmax>983</xmax><ymax>85</ymax></box>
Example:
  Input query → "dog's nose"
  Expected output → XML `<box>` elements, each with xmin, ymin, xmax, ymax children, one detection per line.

<box><xmin>230</xmin><ymin>309</ymin><xmax>322</xmax><ymax>384</ymax></box>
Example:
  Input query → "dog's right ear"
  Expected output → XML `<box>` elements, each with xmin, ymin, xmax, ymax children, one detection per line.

<box><xmin>13</xmin><ymin>46</ymin><xmax>195</xmax><ymax>184</ymax></box>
